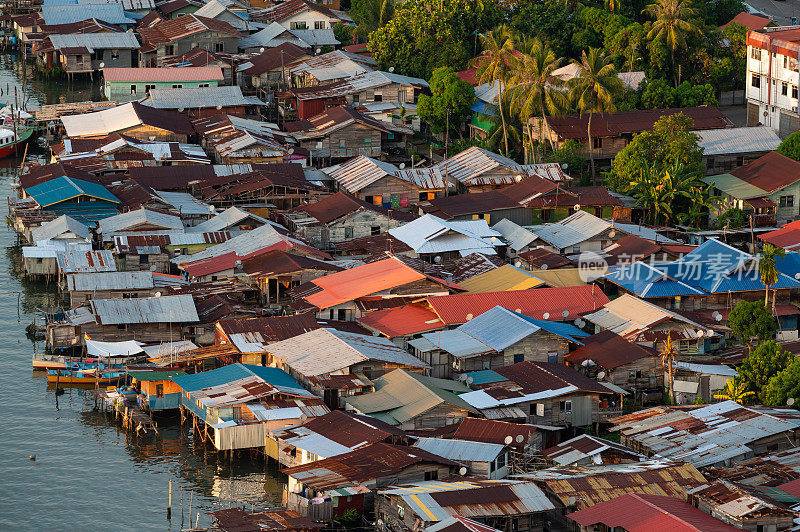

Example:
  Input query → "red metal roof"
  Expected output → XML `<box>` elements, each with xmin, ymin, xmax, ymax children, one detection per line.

<box><xmin>567</xmin><ymin>493</ymin><xmax>740</xmax><ymax>531</ymax></box>
<box><xmin>546</xmin><ymin>106</ymin><xmax>728</xmax><ymax>139</ymax></box>
<box><xmin>517</xmin><ymin>247</ymin><xmax>572</xmax><ymax>269</ymax></box>
<box><xmin>760</xmin><ymin>226</ymin><xmax>800</xmax><ymax>249</ymax></box>
<box><xmin>731</xmin><ymin>151</ymin><xmax>800</xmax><ymax>194</ymax></box>
<box><xmin>218</xmin><ymin>313</ymin><xmax>320</xmax><ymax>342</ymax></box>
<box><xmin>424</xmin><ymin>285</ymin><xmax>609</xmax><ymax>325</ymax></box>
<box><xmin>777</xmin><ymin>478</ymin><xmax>800</xmax><ymax>498</ymax></box>
<box><xmin>525</xmin><ymin>186</ymin><xmax>624</xmax><ymax>208</ymax></box>
<box><xmin>357</xmin><ymin>303</ymin><xmax>444</xmax><ymax>337</ymax></box>
<box><xmin>564</xmin><ymin>330</ymin><xmax>657</xmax><ymax>370</ymax></box>
<box><xmin>293</xmin><ymin>191</ymin><xmax>415</xmax><ymax>225</ymax></box>
<box><xmin>721</xmin><ymin>12</ymin><xmax>773</xmax><ymax>30</ymax></box>
<box><xmin>493</xmin><ymin>361</ymin><xmax>612</xmax><ymax>395</ymax></box>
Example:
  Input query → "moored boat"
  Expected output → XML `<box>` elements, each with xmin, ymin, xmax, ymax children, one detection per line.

<box><xmin>46</xmin><ymin>368</ymin><xmax>126</xmax><ymax>385</ymax></box>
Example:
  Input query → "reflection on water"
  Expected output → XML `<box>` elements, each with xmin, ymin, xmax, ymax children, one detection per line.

<box><xmin>0</xmin><ymin>53</ymin><xmax>282</xmax><ymax>531</ymax></box>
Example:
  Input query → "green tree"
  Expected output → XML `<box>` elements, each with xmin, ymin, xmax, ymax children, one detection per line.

<box><xmin>714</xmin><ymin>377</ymin><xmax>755</xmax><ymax>404</ymax></box>
<box><xmin>474</xmin><ymin>25</ymin><xmax>517</xmax><ymax>156</ymax></box>
<box><xmin>776</xmin><ymin>130</ymin><xmax>800</xmax><ymax>162</ymax></box>
<box><xmin>546</xmin><ymin>139</ymin><xmax>588</xmax><ymax>177</ymax></box>
<box><xmin>714</xmin><ymin>207</ymin><xmax>748</xmax><ymax>229</ymax></box>
<box><xmin>417</xmin><ymin>67</ymin><xmax>475</xmax><ymax>135</ymax></box>
<box><xmin>350</xmin><ymin>0</ymin><xmax>393</xmax><ymax>39</ymax></box>
<box><xmin>640</xmin><ymin>79</ymin><xmax>676</xmax><ymax>109</ymax></box>
<box><xmin>760</xmin><ymin>243</ymin><xmax>786</xmax><ymax>308</ymax></box>
<box><xmin>674</xmin><ymin>81</ymin><xmax>717</xmax><ymax>107</ymax></box>
<box><xmin>764</xmin><ymin>358</ymin><xmax>800</xmax><ymax>407</ymax></box>
<box><xmin>727</xmin><ymin>300</ymin><xmax>776</xmax><ymax>353</ymax></box>
<box><xmin>568</xmin><ymin>48</ymin><xmax>623</xmax><ymax>181</ymax></box>
<box><xmin>332</xmin><ymin>22</ymin><xmax>354</xmax><ymax>46</ymax></box>
<box><xmin>739</xmin><ymin>340</ymin><xmax>793</xmax><ymax>402</ymax></box>
<box><xmin>510</xmin><ymin>0</ymin><xmax>576</xmax><ymax>59</ymax></box>
<box><xmin>484</xmin><ymin>93</ymin><xmax>524</xmax><ymax>157</ymax></box>
<box><xmin>369</xmin><ymin>0</ymin><xmax>501</xmax><ymax>78</ymax></box>
<box><xmin>608</xmin><ymin>113</ymin><xmax>702</xmax><ymax>191</ymax></box>
<box><xmin>676</xmin><ymin>182</ymin><xmax>721</xmax><ymax>228</ymax></box>
<box><xmin>643</xmin><ymin>0</ymin><xmax>701</xmax><ymax>86</ymax></box>
<box><xmin>507</xmin><ymin>37</ymin><xmax>565</xmax><ymax>162</ymax></box>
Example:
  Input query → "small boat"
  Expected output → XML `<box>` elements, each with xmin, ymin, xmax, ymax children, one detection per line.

<box><xmin>32</xmin><ymin>353</ymin><xmax>70</xmax><ymax>371</ymax></box>
<box><xmin>0</xmin><ymin>108</ymin><xmax>35</xmax><ymax>159</ymax></box>
<box><xmin>47</xmin><ymin>368</ymin><xmax>126</xmax><ymax>385</ymax></box>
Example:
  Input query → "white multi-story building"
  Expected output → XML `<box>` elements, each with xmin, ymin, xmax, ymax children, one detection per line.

<box><xmin>746</xmin><ymin>27</ymin><xmax>800</xmax><ymax>137</ymax></box>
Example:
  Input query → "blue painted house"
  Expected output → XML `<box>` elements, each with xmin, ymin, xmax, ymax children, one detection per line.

<box><xmin>171</xmin><ymin>363</ymin><xmax>329</xmax><ymax>451</ymax></box>
<box><xmin>128</xmin><ymin>369</ymin><xmax>187</xmax><ymax>411</ymax></box>
<box><xmin>24</xmin><ymin>176</ymin><xmax>120</xmax><ymax>224</ymax></box>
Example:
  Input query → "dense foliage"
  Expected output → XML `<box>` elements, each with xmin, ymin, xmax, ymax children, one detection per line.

<box><xmin>727</xmin><ymin>300</ymin><xmax>777</xmax><ymax>350</ymax></box>
<box><xmin>739</xmin><ymin>341</ymin><xmax>793</xmax><ymax>403</ymax></box>
<box><xmin>417</xmin><ymin>67</ymin><xmax>476</xmax><ymax>135</ymax></box>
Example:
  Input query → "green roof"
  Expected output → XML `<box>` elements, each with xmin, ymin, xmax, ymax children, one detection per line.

<box><xmin>703</xmin><ymin>173</ymin><xmax>769</xmax><ymax>200</ymax></box>
<box><xmin>128</xmin><ymin>370</ymin><xmax>187</xmax><ymax>382</ymax></box>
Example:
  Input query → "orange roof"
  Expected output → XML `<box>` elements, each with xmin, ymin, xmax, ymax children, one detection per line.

<box><xmin>721</xmin><ymin>12</ymin><xmax>772</xmax><ymax>31</ymax></box>
<box><xmin>304</xmin><ymin>257</ymin><xmax>425</xmax><ymax>310</ymax></box>
<box><xmin>357</xmin><ymin>303</ymin><xmax>444</xmax><ymax>337</ymax></box>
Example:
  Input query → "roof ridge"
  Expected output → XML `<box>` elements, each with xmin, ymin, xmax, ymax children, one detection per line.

<box><xmin>629</xmin><ymin>494</ymin><xmax>704</xmax><ymax>532</ymax></box>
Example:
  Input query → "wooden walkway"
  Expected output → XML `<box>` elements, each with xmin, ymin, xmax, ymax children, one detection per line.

<box><xmin>96</xmin><ymin>388</ymin><xmax>159</xmax><ymax>437</ymax></box>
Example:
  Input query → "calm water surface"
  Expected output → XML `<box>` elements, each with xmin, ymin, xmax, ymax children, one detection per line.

<box><xmin>0</xmin><ymin>54</ymin><xmax>284</xmax><ymax>531</ymax></box>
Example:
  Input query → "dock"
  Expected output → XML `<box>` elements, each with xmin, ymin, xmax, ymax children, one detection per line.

<box><xmin>96</xmin><ymin>387</ymin><xmax>159</xmax><ymax>437</ymax></box>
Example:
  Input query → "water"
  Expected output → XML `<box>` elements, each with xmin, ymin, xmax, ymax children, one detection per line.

<box><xmin>0</xmin><ymin>55</ymin><xmax>285</xmax><ymax>531</ymax></box>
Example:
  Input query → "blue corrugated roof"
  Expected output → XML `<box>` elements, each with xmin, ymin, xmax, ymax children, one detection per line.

<box><xmin>605</xmin><ymin>261</ymin><xmax>705</xmax><ymax>298</ymax></box>
<box><xmin>41</xmin><ymin>3</ymin><xmax>132</xmax><ymax>24</ymax></box>
<box><xmin>26</xmin><ymin>176</ymin><xmax>119</xmax><ymax>208</ymax></box>
<box><xmin>463</xmin><ymin>369</ymin><xmax>505</xmax><ymax>385</ymax></box>
<box><xmin>470</xmin><ymin>101</ymin><xmax>497</xmax><ymax>116</ymax></box>
<box><xmin>171</xmin><ymin>363</ymin><xmax>304</xmax><ymax>392</ymax></box>
<box><xmin>43</xmin><ymin>201</ymin><xmax>120</xmax><ymax>225</ymax></box>
<box><xmin>777</xmin><ymin>252</ymin><xmax>800</xmax><ymax>279</ymax></box>
<box><xmin>515</xmin><ymin>314</ymin><xmax>589</xmax><ymax>344</ymax></box>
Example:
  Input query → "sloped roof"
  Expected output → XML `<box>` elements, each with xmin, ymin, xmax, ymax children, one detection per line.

<box><xmin>285</xmin><ymin>105</ymin><xmax>411</xmax><ymax>138</ymax></box>
<box><xmin>265</xmin><ymin>327</ymin><xmax>428</xmax><ymax>376</ymax></box>
<box><xmin>98</xmin><ymin>208</ymin><xmax>183</xmax><ymax>234</ymax></box>
<box><xmin>492</xmin><ymin>219</ymin><xmax>539</xmax><ymax>252</ymax></box>
<box><xmin>30</xmin><ymin>214</ymin><xmax>90</xmax><ymax>242</ymax></box>
<box><xmin>292</xmin><ymin>191</ymin><xmax>400</xmax><ymax>225</ymax></box>
<box><xmin>528</xmin><ymin>210</ymin><xmax>612</xmax><ymax>250</ymax></box>
<box><xmin>61</xmin><ymin>102</ymin><xmax>194</xmax><ymax>137</ymax></box>
<box><xmin>91</xmin><ymin>293</ymin><xmax>198</xmax><ymax>324</ymax></box>
<box><xmin>388</xmin><ymin>214</ymin><xmax>502</xmax><ymax>256</ymax></box>
<box><xmin>730</xmin><ymin>151</ymin><xmax>800</xmax><ymax>194</ymax></box>
<box><xmin>357</xmin><ymin>303</ymin><xmax>445</xmax><ymax>338</ymax></box>
<box><xmin>566</xmin><ymin>493</ymin><xmax>739</xmax><ymax>531</ymax></box>
<box><xmin>721</xmin><ymin>11</ymin><xmax>773</xmax><ymax>30</ymax></box>
<box><xmin>240</xmin><ymin>41</ymin><xmax>309</xmax><ymax>74</ymax></box>
<box><xmin>26</xmin><ymin>176</ymin><xmax>120</xmax><ymax>207</ymax></box>
<box><xmin>695</xmin><ymin>126</ymin><xmax>780</xmax><ymax>156</ymax></box>
<box><xmin>41</xmin><ymin>3</ymin><xmax>132</xmax><ymax>25</ymax></box>
<box><xmin>103</xmin><ymin>66</ymin><xmax>223</xmax><ymax>82</ymax></box>
<box><xmin>142</xmin><ymin>85</ymin><xmax>265</xmax><ymax>109</ymax></box>
<box><xmin>564</xmin><ymin>330</ymin><xmax>657</xmax><ymax>370</ymax></box>
<box><xmin>139</xmin><ymin>14</ymin><xmax>242</xmax><ymax>51</ymax></box>
<box><xmin>457</xmin><ymin>264</ymin><xmax>543</xmax><ymax>293</ymax></box>
<box><xmin>542</xmin><ymin>434</ymin><xmax>644</xmax><ymax>466</ymax></box>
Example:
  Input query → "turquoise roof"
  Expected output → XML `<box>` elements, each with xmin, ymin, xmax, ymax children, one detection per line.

<box><xmin>171</xmin><ymin>363</ymin><xmax>309</xmax><ymax>394</ymax></box>
<box><xmin>25</xmin><ymin>176</ymin><xmax>120</xmax><ymax>208</ymax></box>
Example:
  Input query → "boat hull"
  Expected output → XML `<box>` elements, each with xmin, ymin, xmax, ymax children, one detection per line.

<box><xmin>0</xmin><ymin>127</ymin><xmax>33</xmax><ymax>159</ymax></box>
<box><xmin>46</xmin><ymin>374</ymin><xmax>124</xmax><ymax>384</ymax></box>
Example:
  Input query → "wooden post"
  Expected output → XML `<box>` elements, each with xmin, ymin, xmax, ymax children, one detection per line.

<box><xmin>167</xmin><ymin>480</ymin><xmax>172</xmax><ymax>520</ymax></box>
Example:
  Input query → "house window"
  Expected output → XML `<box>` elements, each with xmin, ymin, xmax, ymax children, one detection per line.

<box><xmin>172</xmin><ymin>84</ymin><xmax>183</xmax><ymax>88</ymax></box>
<box><xmin>337</xmin><ymin>309</ymin><xmax>347</xmax><ymax>320</ymax></box>
<box><xmin>785</xmin><ymin>56</ymin><xmax>789</xmax><ymax>69</ymax></box>
<box><xmin>352</xmin><ymin>94</ymin><xmax>360</xmax><ymax>104</ymax></box>
<box><xmin>592</xmin><ymin>137</ymin><xmax>602</xmax><ymax>149</ymax></box>
<box><xmin>793</xmin><ymin>86</ymin><xmax>798</xmax><ymax>99</ymax></box>
<box><xmin>424</xmin><ymin>470</ymin><xmax>438</xmax><ymax>481</ymax></box>
<box><xmin>513</xmin><ymin>353</ymin><xmax>524</xmax><ymax>363</ymax></box>
<box><xmin>214</xmin><ymin>42</ymin><xmax>224</xmax><ymax>52</ymax></box>
<box><xmin>565</xmin><ymin>400</ymin><xmax>572</xmax><ymax>414</ymax></box>
<box><xmin>397</xmin><ymin>505</ymin><xmax>405</xmax><ymax>519</ymax></box>
<box><xmin>398</xmin><ymin>89</ymin><xmax>406</xmax><ymax>103</ymax></box>
<box><xmin>751</xmin><ymin>48</ymin><xmax>761</xmax><ymax>60</ymax></box>
<box><xmin>140</xmin><ymin>255</ymin><xmax>149</xmax><ymax>265</ymax></box>
<box><xmin>156</xmin><ymin>383</ymin><xmax>164</xmax><ymax>398</ymax></box>
<box><xmin>371</xmin><ymin>226</ymin><xmax>380</xmax><ymax>235</ymax></box>
<box><xmin>165</xmin><ymin>45</ymin><xmax>174</xmax><ymax>55</ymax></box>
<box><xmin>540</xmin><ymin>209</ymin><xmax>552</xmax><ymax>222</ymax></box>
<box><xmin>339</xmin><ymin>138</ymin><xmax>346</xmax><ymax>149</ymax></box>
<box><xmin>130</xmin><ymin>85</ymin><xmax>137</xmax><ymax>94</ymax></box>
<box><xmin>572</xmin><ymin>246</ymin><xmax>580</xmax><ymax>254</ymax></box>
<box><xmin>344</xmin><ymin>226</ymin><xmax>353</xmax><ymax>239</ymax></box>
<box><xmin>199</xmin><ymin>83</ymin><xmax>209</xmax><ymax>88</ymax></box>
<box><xmin>752</xmin><ymin>74</ymin><xmax>760</xmax><ymax>88</ymax></box>
<box><xmin>145</xmin><ymin>84</ymin><xmax>155</xmax><ymax>92</ymax></box>
<box><xmin>111</xmin><ymin>50</ymin><xmax>119</xmax><ymax>60</ymax></box>
<box><xmin>314</xmin><ymin>20</ymin><xmax>325</xmax><ymax>29</ymax></box>
<box><xmin>780</xmin><ymin>195</ymin><xmax>794</xmax><ymax>207</ymax></box>
<box><xmin>364</xmin><ymin>137</ymin><xmax>372</xmax><ymax>147</ymax></box>
<box><xmin>75</xmin><ymin>55</ymin><xmax>82</xmax><ymax>62</ymax></box>
<box><xmin>374</xmin><ymin>92</ymin><xmax>382</xmax><ymax>102</ymax></box>
<box><xmin>782</xmin><ymin>82</ymin><xmax>788</xmax><ymax>96</ymax></box>
<box><xmin>290</xmin><ymin>21</ymin><xmax>308</xmax><ymax>29</ymax></box>
<box><xmin>496</xmin><ymin>452</ymin><xmax>506</xmax><ymax>469</ymax></box>
<box><xmin>547</xmin><ymin>352</ymin><xmax>559</xmax><ymax>363</ymax></box>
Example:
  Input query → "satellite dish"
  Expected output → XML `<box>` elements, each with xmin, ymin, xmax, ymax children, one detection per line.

<box><xmin>543</xmin><ymin>312</ymin><xmax>550</xmax><ymax>320</ymax></box>
<box><xmin>574</xmin><ymin>204</ymin><xmax>581</xmax><ymax>211</ymax></box>
<box><xmin>458</xmin><ymin>466</ymin><xmax>468</xmax><ymax>476</ymax></box>
<box><xmin>562</xmin><ymin>310</ymin><xmax>569</xmax><ymax>318</ymax></box>
<box><xmin>490</xmin><ymin>236</ymin><xmax>497</xmax><ymax>244</ymax></box>
<box><xmin>577</xmin><ymin>319</ymin><xmax>586</xmax><ymax>328</ymax></box>
<box><xmin>515</xmin><ymin>434</ymin><xmax>524</xmax><ymax>443</ymax></box>
<box><xmin>465</xmin><ymin>376</ymin><xmax>473</xmax><ymax>385</ymax></box>
<box><xmin>608</xmin><ymin>230</ymin><xmax>616</xmax><ymax>238</ymax></box>
<box><xmin>259</xmin><ymin>47</ymin><xmax>265</xmax><ymax>53</ymax></box>
<box><xmin>574</xmin><ymin>319</ymin><xmax>581</xmax><ymax>326</ymax></box>
<box><xmin>504</xmin><ymin>435</ymin><xmax>513</xmax><ymax>445</ymax></box>
<box><xmin>372</xmin><ymin>330</ymin><xmax>381</xmax><ymax>336</ymax></box>
<box><xmin>154</xmin><ymin>291</ymin><xmax>162</xmax><ymax>297</ymax></box>
<box><xmin>434</xmin><ymin>255</ymin><xmax>442</xmax><ymax>263</ymax></box>
<box><xmin>540</xmin><ymin>263</ymin><xmax>548</xmax><ymax>270</ymax></box>
<box><xmin>399</xmin><ymin>163</ymin><xmax>406</xmax><ymax>169</ymax></box>
<box><xmin>209</xmin><ymin>204</ymin><xmax>216</xmax><ymax>212</ymax></box>
<box><xmin>561</xmin><ymin>163</ymin><xmax>568</xmax><ymax>170</ymax></box>
<box><xmin>514</xmin><ymin>308</ymin><xmax>521</xmax><ymax>313</ymax></box>
<box><xmin>216</xmin><ymin>105</ymin><xmax>223</xmax><ymax>110</ymax></box>
<box><xmin>515</xmin><ymin>175</ymin><xmax>522</xmax><ymax>182</ymax></box>
<box><xmin>99</xmin><ymin>62</ymin><xmax>105</xmax><ymax>68</ymax></box>
<box><xmin>795</xmin><ymin>273</ymin><xmax>800</xmax><ymax>280</ymax></box>
<box><xmin>764</xmin><ymin>110</ymin><xmax>769</xmax><ymax>117</ymax></box>
<box><xmin>696</xmin><ymin>329</ymin><xmax>704</xmax><ymax>337</ymax></box>
<box><xmin>514</xmin><ymin>261</ymin><xmax>522</xmax><ymax>268</ymax></box>
<box><xmin>389</xmin><ymin>66</ymin><xmax>395</xmax><ymax>72</ymax></box>
<box><xmin>789</xmin><ymin>398</ymin><xmax>796</xmax><ymax>406</ymax></box>
<box><xmin>178</xmin><ymin>108</ymin><xmax>185</xmax><ymax>113</ymax></box>
<box><xmin>465</xmin><ymin>313</ymin><xmax>473</xmax><ymax>320</ymax></box>
<box><xmin>458</xmin><ymin>373</ymin><xmax>468</xmax><ymax>382</ymax></box>
<box><xmin>288</xmin><ymin>148</ymin><xmax>295</xmax><ymax>155</ymax></box>
<box><xmin>597</xmin><ymin>371</ymin><xmax>606</xmax><ymax>379</ymax></box>
<box><xmin>235</xmin><ymin>260</ymin><xmax>242</xmax><ymax>268</ymax></box>
<box><xmin>300</xmin><ymin>414</ymin><xmax>308</xmax><ymax>422</ymax></box>
<box><xmin>715</xmin><ymin>314</ymin><xmax>723</xmax><ymax>322</ymax></box>
<box><xmin>567</xmin><ymin>497</ymin><xmax>577</xmax><ymax>506</ymax></box>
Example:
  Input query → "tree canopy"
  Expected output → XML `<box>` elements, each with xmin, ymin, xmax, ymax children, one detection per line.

<box><xmin>727</xmin><ymin>300</ymin><xmax>777</xmax><ymax>349</ymax></box>
<box><xmin>417</xmin><ymin>67</ymin><xmax>476</xmax><ymax>135</ymax></box>
<box><xmin>739</xmin><ymin>340</ymin><xmax>793</xmax><ymax>403</ymax></box>
<box><xmin>777</xmin><ymin>130</ymin><xmax>800</xmax><ymax>162</ymax></box>
<box><xmin>764</xmin><ymin>358</ymin><xmax>800</xmax><ymax>408</ymax></box>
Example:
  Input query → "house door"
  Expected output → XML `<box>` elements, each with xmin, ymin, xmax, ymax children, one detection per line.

<box><xmin>747</xmin><ymin>102</ymin><xmax>760</xmax><ymax>126</ymax></box>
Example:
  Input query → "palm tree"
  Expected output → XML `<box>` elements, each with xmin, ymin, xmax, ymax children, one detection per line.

<box><xmin>661</xmin><ymin>332</ymin><xmax>678</xmax><ymax>404</ymax></box>
<box><xmin>484</xmin><ymin>93</ymin><xmax>523</xmax><ymax>156</ymax></box>
<box><xmin>568</xmin><ymin>48</ymin><xmax>623</xmax><ymax>182</ymax></box>
<box><xmin>474</xmin><ymin>25</ymin><xmax>516</xmax><ymax>156</ymax></box>
<box><xmin>714</xmin><ymin>377</ymin><xmax>755</xmax><ymax>404</ymax></box>
<box><xmin>643</xmin><ymin>0</ymin><xmax>700</xmax><ymax>86</ymax></box>
<box><xmin>508</xmin><ymin>38</ymin><xmax>566</xmax><ymax>163</ymax></box>
<box><xmin>760</xmin><ymin>243</ymin><xmax>786</xmax><ymax>308</ymax></box>
<box><xmin>677</xmin><ymin>183</ymin><xmax>722</xmax><ymax>228</ymax></box>
<box><xmin>605</xmin><ymin>0</ymin><xmax>621</xmax><ymax>11</ymax></box>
